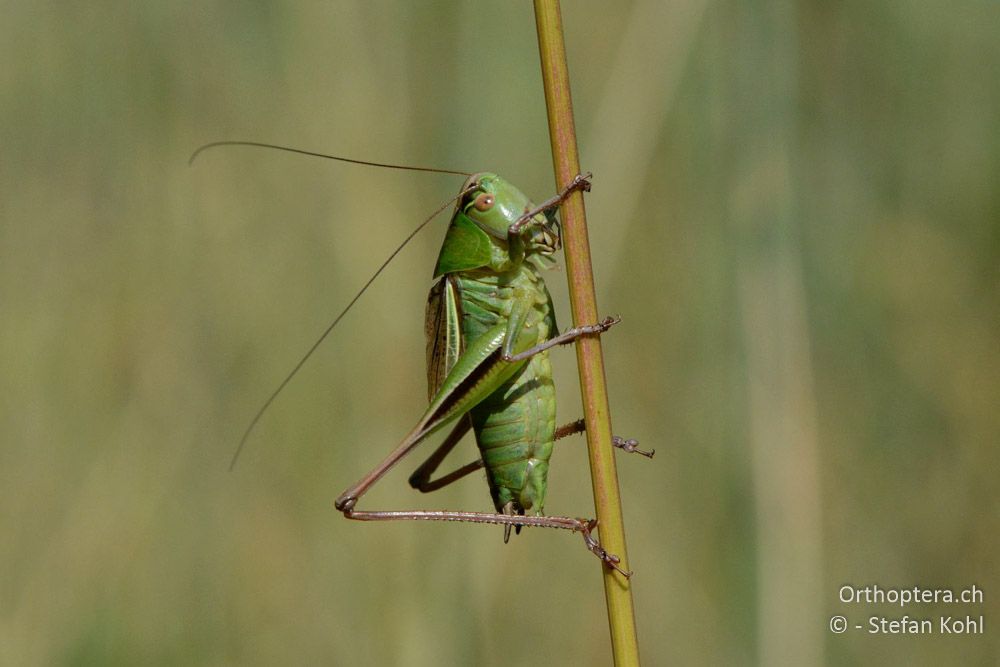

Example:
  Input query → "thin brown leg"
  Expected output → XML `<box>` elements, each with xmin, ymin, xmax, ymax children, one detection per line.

<box><xmin>501</xmin><ymin>316</ymin><xmax>621</xmax><ymax>362</ymax></box>
<box><xmin>555</xmin><ymin>419</ymin><xmax>654</xmax><ymax>458</ymax></box>
<box><xmin>507</xmin><ymin>172</ymin><xmax>593</xmax><ymax>235</ymax></box>
<box><xmin>407</xmin><ymin>418</ymin><xmax>651</xmax><ymax>499</ymax></box>
<box><xmin>408</xmin><ymin>417</ymin><xmax>481</xmax><ymax>493</ymax></box>
<box><xmin>340</xmin><ymin>505</ymin><xmax>630</xmax><ymax>577</ymax></box>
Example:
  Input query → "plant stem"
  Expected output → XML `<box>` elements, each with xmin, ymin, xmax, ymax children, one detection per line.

<box><xmin>532</xmin><ymin>2</ymin><xmax>641</xmax><ymax>665</ymax></box>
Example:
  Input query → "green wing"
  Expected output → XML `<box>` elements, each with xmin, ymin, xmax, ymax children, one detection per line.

<box><xmin>424</xmin><ymin>275</ymin><xmax>463</xmax><ymax>402</ymax></box>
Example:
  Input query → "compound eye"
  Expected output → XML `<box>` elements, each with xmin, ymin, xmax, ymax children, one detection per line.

<box><xmin>473</xmin><ymin>193</ymin><xmax>495</xmax><ymax>212</ymax></box>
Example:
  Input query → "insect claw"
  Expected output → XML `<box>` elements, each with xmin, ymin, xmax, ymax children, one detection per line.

<box><xmin>606</xmin><ymin>557</ymin><xmax>634</xmax><ymax>579</ymax></box>
<box><xmin>612</xmin><ymin>436</ymin><xmax>655</xmax><ymax>459</ymax></box>
<box><xmin>579</xmin><ymin>518</ymin><xmax>632</xmax><ymax>577</ymax></box>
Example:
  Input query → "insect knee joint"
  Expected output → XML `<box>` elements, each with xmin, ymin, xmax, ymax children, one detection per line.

<box><xmin>335</xmin><ymin>496</ymin><xmax>357</xmax><ymax>512</ymax></box>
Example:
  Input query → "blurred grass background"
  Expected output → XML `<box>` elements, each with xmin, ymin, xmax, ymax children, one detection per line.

<box><xmin>1</xmin><ymin>1</ymin><xmax>997</xmax><ymax>665</ymax></box>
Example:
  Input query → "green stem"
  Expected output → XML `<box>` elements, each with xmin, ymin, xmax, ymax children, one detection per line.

<box><xmin>532</xmin><ymin>2</ymin><xmax>640</xmax><ymax>665</ymax></box>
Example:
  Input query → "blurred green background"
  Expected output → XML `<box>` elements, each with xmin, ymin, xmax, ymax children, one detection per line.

<box><xmin>2</xmin><ymin>1</ymin><xmax>997</xmax><ymax>665</ymax></box>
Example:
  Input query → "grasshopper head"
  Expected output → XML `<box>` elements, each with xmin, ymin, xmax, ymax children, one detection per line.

<box><xmin>460</xmin><ymin>172</ymin><xmax>527</xmax><ymax>237</ymax></box>
<box><xmin>463</xmin><ymin>173</ymin><xmax>561</xmax><ymax>252</ymax></box>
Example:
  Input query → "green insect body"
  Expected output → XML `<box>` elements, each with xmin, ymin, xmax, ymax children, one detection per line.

<box><xmin>322</xmin><ymin>167</ymin><xmax>633</xmax><ymax>574</ymax></box>
<box><xmin>427</xmin><ymin>173</ymin><xmax>561</xmax><ymax>517</ymax></box>
<box><xmin>196</xmin><ymin>139</ymin><xmax>638</xmax><ymax>574</ymax></box>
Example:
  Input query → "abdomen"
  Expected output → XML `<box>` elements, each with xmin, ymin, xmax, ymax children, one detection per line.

<box><xmin>470</xmin><ymin>352</ymin><xmax>555</xmax><ymax>515</ymax></box>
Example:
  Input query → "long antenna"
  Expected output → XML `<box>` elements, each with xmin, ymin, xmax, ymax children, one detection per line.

<box><xmin>228</xmin><ymin>183</ymin><xmax>477</xmax><ymax>470</ymax></box>
<box><xmin>189</xmin><ymin>140</ymin><xmax>471</xmax><ymax>177</ymax></box>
